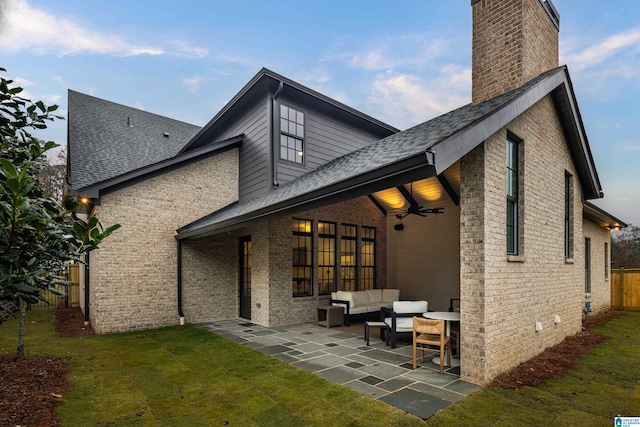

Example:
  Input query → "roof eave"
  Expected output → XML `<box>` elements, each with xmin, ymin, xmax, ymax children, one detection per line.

<box><xmin>176</xmin><ymin>155</ymin><xmax>436</xmax><ymax>240</ymax></box>
<box><xmin>74</xmin><ymin>134</ymin><xmax>243</xmax><ymax>198</ymax></box>
<box><xmin>584</xmin><ymin>201</ymin><xmax>627</xmax><ymax>230</ymax></box>
<box><xmin>432</xmin><ymin>67</ymin><xmax>602</xmax><ymax>201</ymax></box>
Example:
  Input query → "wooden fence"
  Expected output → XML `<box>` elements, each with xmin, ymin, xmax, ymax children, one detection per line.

<box><xmin>28</xmin><ymin>264</ymin><xmax>80</xmax><ymax>310</ymax></box>
<box><xmin>611</xmin><ymin>268</ymin><xmax>640</xmax><ymax>310</ymax></box>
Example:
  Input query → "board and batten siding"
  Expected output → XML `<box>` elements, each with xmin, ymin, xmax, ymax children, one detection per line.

<box><xmin>276</xmin><ymin>103</ymin><xmax>386</xmax><ymax>186</ymax></box>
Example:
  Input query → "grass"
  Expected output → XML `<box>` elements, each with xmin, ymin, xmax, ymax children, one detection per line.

<box><xmin>426</xmin><ymin>312</ymin><xmax>640</xmax><ymax>426</ymax></box>
<box><xmin>1</xmin><ymin>311</ymin><xmax>640</xmax><ymax>426</ymax></box>
<box><xmin>0</xmin><ymin>311</ymin><xmax>424</xmax><ymax>426</ymax></box>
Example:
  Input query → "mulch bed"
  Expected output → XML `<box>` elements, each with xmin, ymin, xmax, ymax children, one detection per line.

<box><xmin>490</xmin><ymin>310</ymin><xmax>626</xmax><ymax>389</ymax></box>
<box><xmin>0</xmin><ymin>307</ymin><xmax>92</xmax><ymax>427</ymax></box>
<box><xmin>0</xmin><ymin>308</ymin><xmax>626</xmax><ymax>425</ymax></box>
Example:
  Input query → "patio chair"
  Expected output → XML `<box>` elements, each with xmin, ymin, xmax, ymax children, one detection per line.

<box><xmin>412</xmin><ymin>316</ymin><xmax>451</xmax><ymax>373</ymax></box>
<box><xmin>382</xmin><ymin>300</ymin><xmax>428</xmax><ymax>348</ymax></box>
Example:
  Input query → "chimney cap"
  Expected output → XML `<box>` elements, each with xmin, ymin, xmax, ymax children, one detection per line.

<box><xmin>471</xmin><ymin>0</ymin><xmax>559</xmax><ymax>29</ymax></box>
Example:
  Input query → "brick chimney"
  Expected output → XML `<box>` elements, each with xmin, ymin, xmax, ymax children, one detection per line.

<box><xmin>471</xmin><ymin>0</ymin><xmax>560</xmax><ymax>105</ymax></box>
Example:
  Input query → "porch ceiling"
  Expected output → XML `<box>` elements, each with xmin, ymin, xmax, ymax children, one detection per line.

<box><xmin>369</xmin><ymin>161</ymin><xmax>460</xmax><ymax>216</ymax></box>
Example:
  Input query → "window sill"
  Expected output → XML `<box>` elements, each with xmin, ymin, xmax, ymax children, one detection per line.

<box><xmin>507</xmin><ymin>255</ymin><xmax>525</xmax><ymax>263</ymax></box>
<box><xmin>565</xmin><ymin>258</ymin><xmax>575</xmax><ymax>264</ymax></box>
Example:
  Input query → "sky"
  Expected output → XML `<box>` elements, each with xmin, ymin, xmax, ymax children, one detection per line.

<box><xmin>1</xmin><ymin>0</ymin><xmax>638</xmax><ymax>226</ymax></box>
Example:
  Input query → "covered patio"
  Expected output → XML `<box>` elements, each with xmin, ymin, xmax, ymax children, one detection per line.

<box><xmin>197</xmin><ymin>319</ymin><xmax>479</xmax><ymax>420</ymax></box>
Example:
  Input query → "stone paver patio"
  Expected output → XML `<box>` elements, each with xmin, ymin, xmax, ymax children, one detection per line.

<box><xmin>198</xmin><ymin>319</ymin><xmax>480</xmax><ymax>420</ymax></box>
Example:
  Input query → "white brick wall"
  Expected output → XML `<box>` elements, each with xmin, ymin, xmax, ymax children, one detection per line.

<box><xmin>583</xmin><ymin>219</ymin><xmax>611</xmax><ymax>316</ymax></box>
<box><xmin>88</xmin><ymin>150</ymin><xmax>239</xmax><ymax>334</ymax></box>
<box><xmin>460</xmin><ymin>96</ymin><xmax>590</xmax><ymax>384</ymax></box>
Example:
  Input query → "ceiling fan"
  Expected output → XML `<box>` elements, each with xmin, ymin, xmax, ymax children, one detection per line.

<box><xmin>394</xmin><ymin>183</ymin><xmax>444</xmax><ymax>219</ymax></box>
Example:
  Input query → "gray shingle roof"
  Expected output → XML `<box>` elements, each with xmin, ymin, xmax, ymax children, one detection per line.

<box><xmin>178</xmin><ymin>67</ymin><xmax>569</xmax><ymax>239</ymax></box>
<box><xmin>68</xmin><ymin>90</ymin><xmax>202</xmax><ymax>190</ymax></box>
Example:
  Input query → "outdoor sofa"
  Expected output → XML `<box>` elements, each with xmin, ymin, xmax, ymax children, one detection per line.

<box><xmin>330</xmin><ymin>288</ymin><xmax>400</xmax><ymax>325</ymax></box>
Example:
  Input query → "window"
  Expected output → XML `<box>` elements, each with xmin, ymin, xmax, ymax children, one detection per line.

<box><xmin>506</xmin><ymin>137</ymin><xmax>519</xmax><ymax>254</ymax></box>
<box><xmin>318</xmin><ymin>221</ymin><xmax>336</xmax><ymax>295</ymax></box>
<box><xmin>361</xmin><ymin>227</ymin><xmax>376</xmax><ymax>290</ymax></box>
<box><xmin>292</xmin><ymin>219</ymin><xmax>313</xmax><ymax>297</ymax></box>
<box><xmin>280</xmin><ymin>104</ymin><xmax>304</xmax><ymax>164</ymax></box>
<box><xmin>604</xmin><ymin>242</ymin><xmax>609</xmax><ymax>279</ymax></box>
<box><xmin>585</xmin><ymin>238</ymin><xmax>591</xmax><ymax>293</ymax></box>
<box><xmin>565</xmin><ymin>173</ymin><xmax>574</xmax><ymax>259</ymax></box>
<box><xmin>340</xmin><ymin>224</ymin><xmax>357</xmax><ymax>292</ymax></box>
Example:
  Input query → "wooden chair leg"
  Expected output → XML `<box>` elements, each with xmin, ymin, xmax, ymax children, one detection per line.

<box><xmin>412</xmin><ymin>342</ymin><xmax>417</xmax><ymax>369</ymax></box>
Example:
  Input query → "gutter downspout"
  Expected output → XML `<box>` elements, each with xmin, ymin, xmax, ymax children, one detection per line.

<box><xmin>176</xmin><ymin>237</ymin><xmax>185</xmax><ymax>325</ymax></box>
<box><xmin>271</xmin><ymin>81</ymin><xmax>284</xmax><ymax>188</ymax></box>
<box><xmin>83</xmin><ymin>252</ymin><xmax>90</xmax><ymax>324</ymax></box>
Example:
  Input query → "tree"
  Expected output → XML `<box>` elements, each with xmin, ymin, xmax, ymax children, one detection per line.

<box><xmin>0</xmin><ymin>67</ymin><xmax>120</xmax><ymax>360</ymax></box>
<box><xmin>38</xmin><ymin>146</ymin><xmax>66</xmax><ymax>204</ymax></box>
<box><xmin>611</xmin><ymin>224</ymin><xmax>640</xmax><ymax>269</ymax></box>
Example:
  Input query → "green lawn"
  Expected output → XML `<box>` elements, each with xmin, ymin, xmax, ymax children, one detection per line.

<box><xmin>427</xmin><ymin>312</ymin><xmax>640</xmax><ymax>427</ymax></box>
<box><xmin>0</xmin><ymin>311</ymin><xmax>424</xmax><ymax>426</ymax></box>
<box><xmin>1</xmin><ymin>311</ymin><xmax>639</xmax><ymax>426</ymax></box>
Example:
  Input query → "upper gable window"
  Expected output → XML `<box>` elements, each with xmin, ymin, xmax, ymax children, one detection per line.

<box><xmin>280</xmin><ymin>104</ymin><xmax>305</xmax><ymax>164</ymax></box>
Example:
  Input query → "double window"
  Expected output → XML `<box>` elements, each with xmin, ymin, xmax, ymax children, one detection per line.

<box><xmin>292</xmin><ymin>219</ymin><xmax>313</xmax><ymax>297</ymax></box>
<box><xmin>280</xmin><ymin>104</ymin><xmax>304</xmax><ymax>164</ymax></box>
<box><xmin>340</xmin><ymin>224</ymin><xmax>357</xmax><ymax>292</ymax></box>
<box><xmin>361</xmin><ymin>227</ymin><xmax>376</xmax><ymax>291</ymax></box>
<box><xmin>318</xmin><ymin>221</ymin><xmax>336</xmax><ymax>295</ymax></box>
<box><xmin>292</xmin><ymin>219</ymin><xmax>376</xmax><ymax>296</ymax></box>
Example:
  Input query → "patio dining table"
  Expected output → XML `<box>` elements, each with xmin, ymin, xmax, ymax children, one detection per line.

<box><xmin>423</xmin><ymin>311</ymin><xmax>460</xmax><ymax>368</ymax></box>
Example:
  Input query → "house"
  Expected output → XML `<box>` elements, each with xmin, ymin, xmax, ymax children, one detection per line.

<box><xmin>67</xmin><ymin>0</ymin><xmax>626</xmax><ymax>385</ymax></box>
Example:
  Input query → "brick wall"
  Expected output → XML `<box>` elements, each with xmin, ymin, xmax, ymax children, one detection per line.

<box><xmin>88</xmin><ymin>150</ymin><xmax>239</xmax><ymax>334</ymax></box>
<box><xmin>233</xmin><ymin>196</ymin><xmax>387</xmax><ymax>327</ymax></box>
<box><xmin>182</xmin><ymin>232</ymin><xmax>238</xmax><ymax>323</ymax></box>
<box><xmin>472</xmin><ymin>0</ymin><xmax>559</xmax><ymax>104</ymax></box>
<box><xmin>460</xmin><ymin>96</ymin><xmax>586</xmax><ymax>384</ymax></box>
<box><xmin>583</xmin><ymin>219</ymin><xmax>611</xmax><ymax>316</ymax></box>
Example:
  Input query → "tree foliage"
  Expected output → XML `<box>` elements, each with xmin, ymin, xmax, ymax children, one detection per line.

<box><xmin>0</xmin><ymin>67</ymin><xmax>119</xmax><ymax>360</ymax></box>
<box><xmin>611</xmin><ymin>224</ymin><xmax>640</xmax><ymax>269</ymax></box>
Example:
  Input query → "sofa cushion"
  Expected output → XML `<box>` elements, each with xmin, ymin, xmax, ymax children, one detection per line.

<box><xmin>365</xmin><ymin>289</ymin><xmax>383</xmax><ymax>304</ymax></box>
<box><xmin>393</xmin><ymin>300</ymin><xmax>428</xmax><ymax>314</ymax></box>
<box><xmin>352</xmin><ymin>290</ymin><xmax>371</xmax><ymax>307</ymax></box>
<box><xmin>382</xmin><ymin>289</ymin><xmax>400</xmax><ymax>303</ymax></box>
<box><xmin>334</xmin><ymin>291</ymin><xmax>354</xmax><ymax>307</ymax></box>
<box><xmin>349</xmin><ymin>306</ymin><xmax>370</xmax><ymax>315</ymax></box>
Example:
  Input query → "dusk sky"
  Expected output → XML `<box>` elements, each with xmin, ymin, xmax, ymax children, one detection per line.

<box><xmin>1</xmin><ymin>0</ymin><xmax>638</xmax><ymax>226</ymax></box>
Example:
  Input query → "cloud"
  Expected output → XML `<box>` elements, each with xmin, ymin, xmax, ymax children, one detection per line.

<box><xmin>0</xmin><ymin>0</ymin><xmax>207</xmax><ymax>58</ymax></box>
<box><xmin>181</xmin><ymin>76</ymin><xmax>206</xmax><ymax>93</ymax></box>
<box><xmin>619</xmin><ymin>142</ymin><xmax>640</xmax><ymax>152</ymax></box>
<box><xmin>335</xmin><ymin>34</ymin><xmax>451</xmax><ymax>72</ymax></box>
<box><xmin>368</xmin><ymin>65</ymin><xmax>471</xmax><ymax>129</ymax></box>
<box><xmin>562</xmin><ymin>27</ymin><xmax>640</xmax><ymax>71</ymax></box>
<box><xmin>170</xmin><ymin>41</ymin><xmax>209</xmax><ymax>59</ymax></box>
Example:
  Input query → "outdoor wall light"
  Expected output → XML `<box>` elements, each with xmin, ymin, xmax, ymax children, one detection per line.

<box><xmin>79</xmin><ymin>197</ymin><xmax>90</xmax><ymax>205</ymax></box>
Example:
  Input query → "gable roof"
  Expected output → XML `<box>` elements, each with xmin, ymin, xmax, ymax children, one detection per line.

<box><xmin>67</xmin><ymin>90</ymin><xmax>202</xmax><ymax>191</ymax></box>
<box><xmin>177</xmin><ymin>66</ymin><xmax>603</xmax><ymax>240</ymax></box>
<box><xmin>180</xmin><ymin>68</ymin><xmax>399</xmax><ymax>153</ymax></box>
